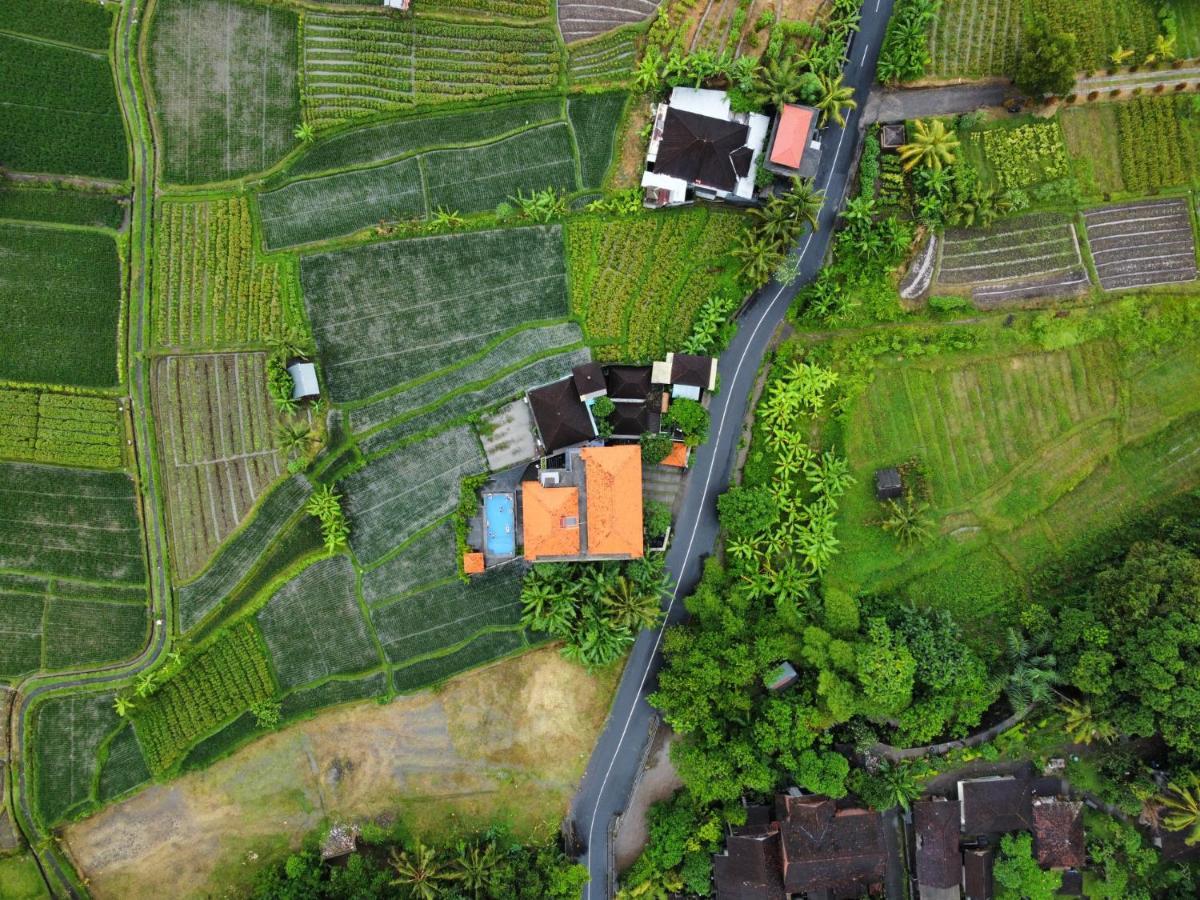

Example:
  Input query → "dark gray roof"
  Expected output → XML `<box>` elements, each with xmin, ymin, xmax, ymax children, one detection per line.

<box><xmin>914</xmin><ymin>799</ymin><xmax>962</xmax><ymax>890</ymax></box>
<box><xmin>671</xmin><ymin>353</ymin><xmax>715</xmax><ymax>388</ymax></box>
<box><xmin>655</xmin><ymin>107</ymin><xmax>749</xmax><ymax>192</ymax></box>
<box><xmin>609</xmin><ymin>402</ymin><xmax>661</xmax><ymax>438</ymax></box>
<box><xmin>959</xmin><ymin>776</ymin><xmax>1033</xmax><ymax>836</ymax></box>
<box><xmin>572</xmin><ymin>361</ymin><xmax>605</xmax><ymax>397</ymax></box>
<box><xmin>528</xmin><ymin>378</ymin><xmax>595</xmax><ymax>454</ymax></box>
<box><xmin>962</xmin><ymin>847</ymin><xmax>994</xmax><ymax>900</ymax></box>
<box><xmin>875</xmin><ymin>467</ymin><xmax>903</xmax><ymax>500</ymax></box>
<box><xmin>605</xmin><ymin>365</ymin><xmax>652</xmax><ymax>400</ymax></box>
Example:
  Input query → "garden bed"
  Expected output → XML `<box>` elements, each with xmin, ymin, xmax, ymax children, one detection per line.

<box><xmin>1083</xmin><ymin>198</ymin><xmax>1199</xmax><ymax>291</ymax></box>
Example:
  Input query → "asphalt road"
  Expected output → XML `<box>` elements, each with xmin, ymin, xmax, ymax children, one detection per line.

<box><xmin>864</xmin><ymin>79</ymin><xmax>1011</xmax><ymax>123</ymax></box>
<box><xmin>569</xmin><ymin>2</ymin><xmax>896</xmax><ymax>896</ymax></box>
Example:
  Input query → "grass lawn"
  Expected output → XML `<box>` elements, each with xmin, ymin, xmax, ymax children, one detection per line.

<box><xmin>823</xmin><ymin>313</ymin><xmax>1200</xmax><ymax>649</ymax></box>
<box><xmin>0</xmin><ymin>223</ymin><xmax>121</xmax><ymax>388</ymax></box>
<box><xmin>0</xmin><ymin>853</ymin><xmax>49</xmax><ymax>900</ymax></box>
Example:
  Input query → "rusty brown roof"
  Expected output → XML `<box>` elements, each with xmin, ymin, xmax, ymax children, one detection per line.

<box><xmin>915</xmin><ymin>799</ymin><xmax>962</xmax><ymax>890</ymax></box>
<box><xmin>1033</xmin><ymin>798</ymin><xmax>1085</xmax><ymax>870</ymax></box>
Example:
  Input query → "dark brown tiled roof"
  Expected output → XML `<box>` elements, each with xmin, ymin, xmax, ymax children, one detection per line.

<box><xmin>915</xmin><ymin>799</ymin><xmax>962</xmax><ymax>890</ymax></box>
<box><xmin>963</xmin><ymin>847</ymin><xmax>994</xmax><ymax>900</ymax></box>
<box><xmin>713</xmin><ymin>824</ymin><xmax>786</xmax><ymax>900</ymax></box>
<box><xmin>1033</xmin><ymin>798</ymin><xmax>1085</xmax><ymax>870</ymax></box>
<box><xmin>959</xmin><ymin>777</ymin><xmax>1033</xmax><ymax>836</ymax></box>
<box><xmin>671</xmin><ymin>353</ymin><xmax>715</xmax><ymax>388</ymax></box>
<box><xmin>609</xmin><ymin>401</ymin><xmax>661</xmax><ymax>438</ymax></box>
<box><xmin>775</xmin><ymin>795</ymin><xmax>886</xmax><ymax>897</ymax></box>
<box><xmin>572</xmin><ymin>362</ymin><xmax>605</xmax><ymax>397</ymax></box>
<box><xmin>604</xmin><ymin>365</ymin><xmax>652</xmax><ymax>400</ymax></box>
<box><xmin>528</xmin><ymin>378</ymin><xmax>594</xmax><ymax>454</ymax></box>
<box><xmin>655</xmin><ymin>107</ymin><xmax>749</xmax><ymax>192</ymax></box>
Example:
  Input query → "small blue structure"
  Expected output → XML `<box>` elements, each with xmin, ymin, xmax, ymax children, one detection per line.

<box><xmin>483</xmin><ymin>493</ymin><xmax>515</xmax><ymax>557</ymax></box>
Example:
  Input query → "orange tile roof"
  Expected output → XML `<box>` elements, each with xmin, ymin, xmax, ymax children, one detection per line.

<box><xmin>462</xmin><ymin>552</ymin><xmax>485</xmax><ymax>575</ymax></box>
<box><xmin>770</xmin><ymin>104</ymin><xmax>815</xmax><ymax>170</ymax></box>
<box><xmin>661</xmin><ymin>441</ymin><xmax>689</xmax><ymax>468</ymax></box>
<box><xmin>580</xmin><ymin>445</ymin><xmax>644</xmax><ymax>558</ymax></box>
<box><xmin>522</xmin><ymin>482</ymin><xmax>581</xmax><ymax>560</ymax></box>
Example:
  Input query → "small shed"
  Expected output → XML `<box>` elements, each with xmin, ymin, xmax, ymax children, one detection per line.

<box><xmin>880</xmin><ymin>123</ymin><xmax>907</xmax><ymax>151</ymax></box>
<box><xmin>288</xmin><ymin>361</ymin><xmax>320</xmax><ymax>401</ymax></box>
<box><xmin>462</xmin><ymin>551</ymin><xmax>485</xmax><ymax>575</ymax></box>
<box><xmin>383</xmin><ymin>0</ymin><xmax>410</xmax><ymax>9</ymax></box>
<box><xmin>875</xmin><ymin>467</ymin><xmax>903</xmax><ymax>501</ymax></box>
<box><xmin>765</xmin><ymin>661</ymin><xmax>798</xmax><ymax>692</ymax></box>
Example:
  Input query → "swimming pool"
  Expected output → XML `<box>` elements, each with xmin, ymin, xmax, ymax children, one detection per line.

<box><xmin>484</xmin><ymin>493</ymin><xmax>515</xmax><ymax>557</ymax></box>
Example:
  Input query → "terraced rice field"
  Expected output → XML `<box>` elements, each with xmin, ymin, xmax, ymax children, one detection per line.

<box><xmin>936</xmin><ymin>214</ymin><xmax>1090</xmax><ymax>305</ymax></box>
<box><xmin>32</xmin><ymin>691</ymin><xmax>120</xmax><ymax>825</ymax></box>
<box><xmin>300</xmin><ymin>226</ymin><xmax>568</xmax><ymax>401</ymax></box>
<box><xmin>1083</xmin><ymin>199</ymin><xmax>1199</xmax><ymax>292</ymax></box>
<box><xmin>360</xmin><ymin>520</ymin><xmax>459</xmax><ymax>606</ymax></box>
<box><xmin>149</xmin><ymin>0</ymin><xmax>299</xmax><ymax>184</ymax></box>
<box><xmin>371</xmin><ymin>563</ymin><xmax>524</xmax><ymax>664</ymax></box>
<box><xmin>559</xmin><ymin>0</ymin><xmax>658</xmax><ymax>43</ymax></box>
<box><xmin>256</xmin><ymin>555</ymin><xmax>382</xmax><ymax>690</ymax></box>
<box><xmin>0</xmin><ymin>388</ymin><xmax>124</xmax><ymax>470</ymax></box>
<box><xmin>300</xmin><ymin>13</ymin><xmax>561</xmax><ymax>129</ymax></box>
<box><xmin>340</xmin><ymin>425</ymin><xmax>486</xmax><ymax>565</ymax></box>
<box><xmin>927</xmin><ymin>0</ymin><xmax>1021</xmax><ymax>80</ymax></box>
<box><xmin>151</xmin><ymin>353</ymin><xmax>283</xmax><ymax>581</ymax></box>
<box><xmin>567</xmin><ymin>26</ymin><xmax>639</xmax><ymax>85</ymax></box>
<box><xmin>392</xmin><ymin>626</ymin><xmax>531</xmax><ymax>692</ymax></box>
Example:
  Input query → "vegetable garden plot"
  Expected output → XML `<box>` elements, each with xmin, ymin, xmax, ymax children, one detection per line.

<box><xmin>301</xmin><ymin>226</ymin><xmax>567</xmax><ymax>400</ymax></box>
<box><xmin>927</xmin><ymin>0</ymin><xmax>1020</xmax><ymax>80</ymax></box>
<box><xmin>0</xmin><ymin>0</ymin><xmax>114</xmax><ymax>52</ymax></box>
<box><xmin>256</xmin><ymin>555</ymin><xmax>381</xmax><ymax>690</ymax></box>
<box><xmin>569</xmin><ymin>93</ymin><xmax>628</xmax><ymax>187</ymax></box>
<box><xmin>417</xmin><ymin>0</ymin><xmax>550</xmax><ymax>19</ymax></box>
<box><xmin>0</xmin><ymin>463</ymin><xmax>146</xmax><ymax>585</ymax></box>
<box><xmin>1113</xmin><ymin>98</ymin><xmax>1200</xmax><ymax>196</ymax></box>
<box><xmin>133</xmin><ymin>622</ymin><xmax>275</xmax><ymax>773</ymax></box>
<box><xmin>976</xmin><ymin>122</ymin><xmax>1070</xmax><ymax>192</ymax></box>
<box><xmin>392</xmin><ymin>628</ymin><xmax>528</xmax><ymax>692</ymax></box>
<box><xmin>0</xmin><ymin>31</ymin><xmax>127</xmax><ymax>180</ymax></box>
<box><xmin>96</xmin><ymin>724</ymin><xmax>151</xmax><ymax>804</ymax></box>
<box><xmin>341</xmin><ymin>426</ymin><xmax>485</xmax><ymax>564</ymax></box>
<box><xmin>357</xmin><ymin>347</ymin><xmax>592</xmax><ymax>457</ymax></box>
<box><xmin>567</xmin><ymin>27</ymin><xmax>639</xmax><ymax>86</ymax></box>
<box><xmin>300</xmin><ymin>13</ymin><xmax>561</xmax><ymax>129</ymax></box>
<box><xmin>285</xmin><ymin>97</ymin><xmax>564</xmax><ymax>179</ymax></box>
<box><xmin>152</xmin><ymin>197</ymin><xmax>296</xmax><ymax>348</ymax></box>
<box><xmin>152</xmin><ymin>353</ymin><xmax>284</xmax><ymax>582</ymax></box>
<box><xmin>1083</xmin><ymin>199</ymin><xmax>1199</xmax><ymax>292</ymax></box>
<box><xmin>361</xmin><ymin>520</ymin><xmax>458</xmax><ymax>606</ymax></box>
<box><xmin>350</xmin><ymin>322</ymin><xmax>583</xmax><ymax>431</ymax></box>
<box><xmin>279</xmin><ymin>671</ymin><xmax>389</xmax><ymax>721</ymax></box>
<box><xmin>0</xmin><ymin>224</ymin><xmax>121</xmax><ymax>388</ymax></box>
<box><xmin>258</xmin><ymin>157</ymin><xmax>426</xmax><ymax>250</ymax></box>
<box><xmin>1028</xmin><ymin>0</ymin><xmax>1159</xmax><ymax>69</ymax></box>
<box><xmin>176</xmin><ymin>475</ymin><xmax>311</xmax><ymax>632</ymax></box>
<box><xmin>0</xmin><ymin>187</ymin><xmax>124</xmax><ymax>230</ymax></box>
<box><xmin>851</xmin><ymin>341</ymin><xmax>1120</xmax><ymax>510</ymax></box>
<box><xmin>41</xmin><ymin>599</ymin><xmax>147</xmax><ymax>670</ymax></box>
<box><xmin>33</xmin><ymin>691</ymin><xmax>119</xmax><ymax>824</ymax></box>
<box><xmin>936</xmin><ymin>214</ymin><xmax>1090</xmax><ymax>303</ymax></box>
<box><xmin>558</xmin><ymin>0</ymin><xmax>659</xmax><ymax>44</ymax></box>
<box><xmin>372</xmin><ymin>563</ymin><xmax>524</xmax><ymax>663</ymax></box>
<box><xmin>0</xmin><ymin>388</ymin><xmax>124</xmax><ymax>470</ymax></box>
<box><xmin>0</xmin><ymin>592</ymin><xmax>45</xmax><ymax>680</ymax></box>
<box><xmin>149</xmin><ymin>0</ymin><xmax>299</xmax><ymax>184</ymax></box>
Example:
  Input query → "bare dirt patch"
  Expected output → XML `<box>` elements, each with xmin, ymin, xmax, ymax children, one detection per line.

<box><xmin>614</xmin><ymin>724</ymin><xmax>683</xmax><ymax>873</ymax></box>
<box><xmin>64</xmin><ymin>647</ymin><xmax>621</xmax><ymax>899</ymax></box>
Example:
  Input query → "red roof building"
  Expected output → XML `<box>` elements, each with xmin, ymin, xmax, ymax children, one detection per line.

<box><xmin>765</xmin><ymin>104</ymin><xmax>822</xmax><ymax>179</ymax></box>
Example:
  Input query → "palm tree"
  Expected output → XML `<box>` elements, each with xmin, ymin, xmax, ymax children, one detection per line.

<box><xmin>277</xmin><ymin>422</ymin><xmax>313</xmax><ymax>461</ymax></box>
<box><xmin>602</xmin><ymin>576</ymin><xmax>662</xmax><ymax>632</ymax></box>
<box><xmin>1155</xmin><ymin>32</ymin><xmax>1177</xmax><ymax>62</ymax></box>
<box><xmin>898</xmin><ymin>119</ymin><xmax>960</xmax><ymax>172</ymax></box>
<box><xmin>880</xmin><ymin>497</ymin><xmax>932</xmax><ymax>547</ymax></box>
<box><xmin>454</xmin><ymin>841</ymin><xmax>500</xmax><ymax>899</ymax></box>
<box><xmin>1060</xmin><ymin>698</ymin><xmax>1117</xmax><ymax>745</ymax></box>
<box><xmin>872</xmin><ymin>761</ymin><xmax>922</xmax><ymax>811</ymax></box>
<box><xmin>1110</xmin><ymin>45</ymin><xmax>1135</xmax><ymax>67</ymax></box>
<box><xmin>755</xmin><ymin>53</ymin><xmax>806</xmax><ymax>108</ymax></box>
<box><xmin>733</xmin><ymin>231</ymin><xmax>782</xmax><ymax>286</ymax></box>
<box><xmin>293</xmin><ymin>122</ymin><xmax>315</xmax><ymax>143</ymax></box>
<box><xmin>994</xmin><ymin>629</ymin><xmax>1062</xmax><ymax>712</ymax></box>
<box><xmin>135</xmin><ymin>671</ymin><xmax>158</xmax><ymax>698</ymax></box>
<box><xmin>389</xmin><ymin>841</ymin><xmax>458</xmax><ymax>899</ymax></box>
<box><xmin>780</xmin><ymin>177</ymin><xmax>825</xmax><ymax>233</ymax></box>
<box><xmin>1160</xmin><ymin>776</ymin><xmax>1200</xmax><ymax>845</ymax></box>
<box><xmin>113</xmin><ymin>696</ymin><xmax>135</xmax><ymax>717</ymax></box>
<box><xmin>815</xmin><ymin>72</ymin><xmax>857</xmax><ymax>127</ymax></box>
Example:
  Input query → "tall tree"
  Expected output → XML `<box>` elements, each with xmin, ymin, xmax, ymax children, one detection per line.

<box><xmin>898</xmin><ymin>119</ymin><xmax>960</xmax><ymax>172</ymax></box>
<box><xmin>815</xmin><ymin>72</ymin><xmax>857</xmax><ymax>127</ymax></box>
<box><xmin>1015</xmin><ymin>15</ymin><xmax>1080</xmax><ymax>98</ymax></box>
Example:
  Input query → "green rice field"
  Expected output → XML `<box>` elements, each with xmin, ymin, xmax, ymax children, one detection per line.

<box><xmin>0</xmin><ymin>187</ymin><xmax>124</xmax><ymax>230</ymax></box>
<box><xmin>33</xmin><ymin>691</ymin><xmax>121</xmax><ymax>824</ymax></box>
<box><xmin>0</xmin><ymin>224</ymin><xmax>122</xmax><ymax>388</ymax></box>
<box><xmin>392</xmin><ymin>627</ymin><xmax>531</xmax><ymax>692</ymax></box>
<box><xmin>360</xmin><ymin>520</ymin><xmax>458</xmax><ymax>606</ymax></box>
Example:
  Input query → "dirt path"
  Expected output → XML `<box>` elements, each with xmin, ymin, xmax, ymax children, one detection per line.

<box><xmin>1076</xmin><ymin>64</ymin><xmax>1200</xmax><ymax>91</ymax></box>
<box><xmin>63</xmin><ymin>648</ymin><xmax>621</xmax><ymax>900</ymax></box>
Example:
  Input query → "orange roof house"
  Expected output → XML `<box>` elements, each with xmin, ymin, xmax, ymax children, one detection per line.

<box><xmin>765</xmin><ymin>104</ymin><xmax>821</xmax><ymax>179</ymax></box>
<box><xmin>462</xmin><ymin>552</ymin><xmax>485</xmax><ymax>575</ymax></box>
<box><xmin>661</xmin><ymin>441</ymin><xmax>689</xmax><ymax>468</ymax></box>
<box><xmin>522</xmin><ymin>482</ymin><xmax>581</xmax><ymax>561</ymax></box>
<box><xmin>580</xmin><ymin>446</ymin><xmax>644</xmax><ymax>558</ymax></box>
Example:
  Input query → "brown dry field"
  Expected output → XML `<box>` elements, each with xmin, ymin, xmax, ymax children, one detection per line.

<box><xmin>63</xmin><ymin>648</ymin><xmax>621</xmax><ymax>899</ymax></box>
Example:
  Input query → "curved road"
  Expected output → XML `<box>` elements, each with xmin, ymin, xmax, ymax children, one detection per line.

<box><xmin>9</xmin><ymin>2</ymin><xmax>171</xmax><ymax>896</ymax></box>
<box><xmin>571</xmin><ymin>1</ymin><xmax>895</xmax><ymax>895</ymax></box>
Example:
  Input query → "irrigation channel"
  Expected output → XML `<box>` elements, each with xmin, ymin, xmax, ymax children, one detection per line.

<box><xmin>568</xmin><ymin>0</ymin><xmax>896</xmax><ymax>895</ymax></box>
<box><xmin>7</xmin><ymin>1</ymin><xmax>172</xmax><ymax>896</ymax></box>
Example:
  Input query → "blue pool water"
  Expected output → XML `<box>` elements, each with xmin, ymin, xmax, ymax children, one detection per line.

<box><xmin>484</xmin><ymin>493</ymin><xmax>515</xmax><ymax>556</ymax></box>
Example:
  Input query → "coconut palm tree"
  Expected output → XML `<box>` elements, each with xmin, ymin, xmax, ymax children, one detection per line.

<box><xmin>1060</xmin><ymin>698</ymin><xmax>1117</xmax><ymax>745</ymax></box>
<box><xmin>601</xmin><ymin>575</ymin><xmax>662</xmax><ymax>632</ymax></box>
<box><xmin>277</xmin><ymin>422</ymin><xmax>313</xmax><ymax>461</ymax></box>
<box><xmin>780</xmin><ymin>177</ymin><xmax>825</xmax><ymax>233</ymax></box>
<box><xmin>454</xmin><ymin>841</ymin><xmax>500</xmax><ymax>899</ymax></box>
<box><xmin>754</xmin><ymin>53</ymin><xmax>807</xmax><ymax>108</ymax></box>
<box><xmin>733</xmin><ymin>231</ymin><xmax>782</xmax><ymax>286</ymax></box>
<box><xmin>880</xmin><ymin>497</ymin><xmax>932</xmax><ymax>547</ymax></box>
<box><xmin>994</xmin><ymin>629</ymin><xmax>1062</xmax><ymax>712</ymax></box>
<box><xmin>389</xmin><ymin>841</ymin><xmax>458</xmax><ymax>899</ymax></box>
<box><xmin>898</xmin><ymin>119</ymin><xmax>961</xmax><ymax>172</ymax></box>
<box><xmin>815</xmin><ymin>72</ymin><xmax>857</xmax><ymax>127</ymax></box>
<box><xmin>1160</xmin><ymin>776</ymin><xmax>1200</xmax><ymax>845</ymax></box>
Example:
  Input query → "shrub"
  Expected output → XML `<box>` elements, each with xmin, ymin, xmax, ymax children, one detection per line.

<box><xmin>665</xmin><ymin>398</ymin><xmax>710</xmax><ymax>447</ymax></box>
<box><xmin>641</xmin><ymin>432</ymin><xmax>674</xmax><ymax>464</ymax></box>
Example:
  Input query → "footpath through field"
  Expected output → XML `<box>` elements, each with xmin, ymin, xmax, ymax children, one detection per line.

<box><xmin>568</xmin><ymin>2</ymin><xmax>899</xmax><ymax>897</ymax></box>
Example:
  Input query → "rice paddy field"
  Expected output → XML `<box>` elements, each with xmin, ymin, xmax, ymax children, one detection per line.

<box><xmin>300</xmin><ymin>226</ymin><xmax>568</xmax><ymax>400</ymax></box>
<box><xmin>0</xmin><ymin>1</ymin><xmax>128</xmax><ymax>181</ymax></box>
<box><xmin>33</xmin><ymin>692</ymin><xmax>123</xmax><ymax>824</ymax></box>
<box><xmin>0</xmin><ymin>388</ymin><xmax>124</xmax><ymax>470</ymax></box>
<box><xmin>0</xmin><ymin>187</ymin><xmax>124</xmax><ymax>231</ymax></box>
<box><xmin>0</xmin><ymin>224</ymin><xmax>122</xmax><ymax>388</ymax></box>
<box><xmin>148</xmin><ymin>0</ymin><xmax>300</xmax><ymax>184</ymax></box>
<box><xmin>826</xmin><ymin>317</ymin><xmax>1200</xmax><ymax>638</ymax></box>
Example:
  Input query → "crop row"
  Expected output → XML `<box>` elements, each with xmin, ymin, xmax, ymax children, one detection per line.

<box><xmin>928</xmin><ymin>0</ymin><xmax>1020</xmax><ymax>80</ymax></box>
<box><xmin>1116</xmin><ymin>97</ymin><xmax>1200</xmax><ymax>195</ymax></box>
<box><xmin>133</xmin><ymin>622</ymin><xmax>276</xmax><ymax>772</ymax></box>
<box><xmin>979</xmin><ymin>122</ymin><xmax>1069</xmax><ymax>192</ymax></box>
<box><xmin>153</xmin><ymin>197</ymin><xmax>294</xmax><ymax>348</ymax></box>
<box><xmin>567</xmin><ymin>26</ymin><xmax>638</xmax><ymax>86</ymax></box>
<box><xmin>417</xmin><ymin>0</ymin><xmax>550</xmax><ymax>20</ymax></box>
<box><xmin>0</xmin><ymin>388</ymin><xmax>123</xmax><ymax>469</ymax></box>
<box><xmin>1028</xmin><ymin>0</ymin><xmax>1159</xmax><ymax>70</ymax></box>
